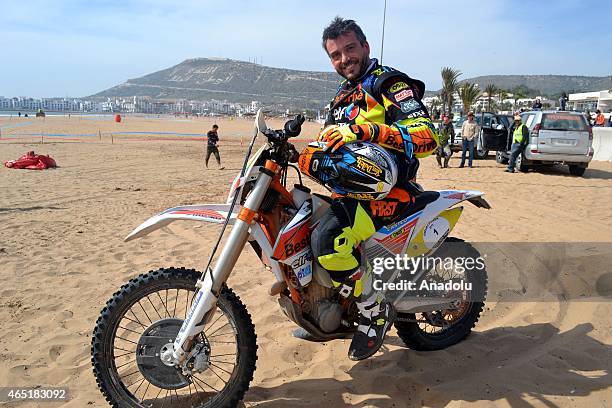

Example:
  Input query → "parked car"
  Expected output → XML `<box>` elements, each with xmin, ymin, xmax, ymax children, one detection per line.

<box><xmin>483</xmin><ymin>110</ymin><xmax>593</xmax><ymax>176</ymax></box>
<box><xmin>449</xmin><ymin>112</ymin><xmax>513</xmax><ymax>159</ymax></box>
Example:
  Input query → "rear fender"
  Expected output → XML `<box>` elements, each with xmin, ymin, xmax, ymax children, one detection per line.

<box><xmin>125</xmin><ymin>204</ymin><xmax>239</xmax><ymax>242</ymax></box>
<box><xmin>407</xmin><ymin>190</ymin><xmax>490</xmax><ymax>257</ymax></box>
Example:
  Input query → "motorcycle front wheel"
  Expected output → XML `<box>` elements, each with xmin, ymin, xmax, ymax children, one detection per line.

<box><xmin>91</xmin><ymin>267</ymin><xmax>257</xmax><ymax>408</ymax></box>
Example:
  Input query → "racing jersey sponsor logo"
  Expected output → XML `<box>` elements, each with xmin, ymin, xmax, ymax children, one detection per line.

<box><xmin>394</xmin><ymin>89</ymin><xmax>413</xmax><ymax>102</ymax></box>
<box><xmin>334</xmin><ymin>89</ymin><xmax>364</xmax><ymax>104</ymax></box>
<box><xmin>333</xmin><ymin>106</ymin><xmax>347</xmax><ymax>121</ymax></box>
<box><xmin>346</xmin><ymin>104</ymin><xmax>360</xmax><ymax>121</ymax></box>
<box><xmin>405</xmin><ymin>110</ymin><xmax>426</xmax><ymax>118</ymax></box>
<box><xmin>370</xmin><ymin>200</ymin><xmax>398</xmax><ymax>217</ymax></box>
<box><xmin>383</xmin><ymin>134</ymin><xmax>403</xmax><ymax>150</ymax></box>
<box><xmin>346</xmin><ymin>192</ymin><xmax>377</xmax><ymax>200</ymax></box>
<box><xmin>400</xmin><ymin>99</ymin><xmax>421</xmax><ymax>113</ymax></box>
<box><xmin>389</xmin><ymin>82</ymin><xmax>409</xmax><ymax>93</ymax></box>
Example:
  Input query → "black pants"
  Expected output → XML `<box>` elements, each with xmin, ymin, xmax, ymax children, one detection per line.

<box><xmin>205</xmin><ymin>146</ymin><xmax>221</xmax><ymax>166</ymax></box>
<box><xmin>311</xmin><ymin>190</ymin><xmax>413</xmax><ymax>282</ymax></box>
<box><xmin>436</xmin><ymin>146</ymin><xmax>451</xmax><ymax>167</ymax></box>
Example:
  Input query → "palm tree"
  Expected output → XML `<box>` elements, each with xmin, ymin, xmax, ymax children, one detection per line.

<box><xmin>459</xmin><ymin>82</ymin><xmax>481</xmax><ymax>114</ymax></box>
<box><xmin>484</xmin><ymin>84</ymin><xmax>497</xmax><ymax>112</ymax></box>
<box><xmin>497</xmin><ymin>88</ymin><xmax>510</xmax><ymax>112</ymax></box>
<box><xmin>428</xmin><ymin>97</ymin><xmax>441</xmax><ymax>119</ymax></box>
<box><xmin>440</xmin><ymin>67</ymin><xmax>462</xmax><ymax>115</ymax></box>
<box><xmin>512</xmin><ymin>90</ymin><xmax>526</xmax><ymax>111</ymax></box>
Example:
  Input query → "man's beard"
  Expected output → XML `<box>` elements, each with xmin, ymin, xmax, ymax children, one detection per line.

<box><xmin>337</xmin><ymin>56</ymin><xmax>370</xmax><ymax>81</ymax></box>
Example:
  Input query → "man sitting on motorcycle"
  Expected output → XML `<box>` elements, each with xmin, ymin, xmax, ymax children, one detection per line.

<box><xmin>309</xmin><ymin>17</ymin><xmax>439</xmax><ymax>360</ymax></box>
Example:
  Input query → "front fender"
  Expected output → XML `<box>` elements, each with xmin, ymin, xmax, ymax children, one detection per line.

<box><xmin>125</xmin><ymin>204</ymin><xmax>239</xmax><ymax>242</ymax></box>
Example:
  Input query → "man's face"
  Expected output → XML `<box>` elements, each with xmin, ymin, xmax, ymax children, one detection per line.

<box><xmin>443</xmin><ymin>117</ymin><xmax>450</xmax><ymax>124</ymax></box>
<box><xmin>468</xmin><ymin>115</ymin><xmax>474</xmax><ymax>122</ymax></box>
<box><xmin>325</xmin><ymin>31</ymin><xmax>370</xmax><ymax>81</ymax></box>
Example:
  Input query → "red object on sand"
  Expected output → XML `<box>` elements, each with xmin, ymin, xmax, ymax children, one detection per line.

<box><xmin>115</xmin><ymin>114</ymin><xmax>121</xmax><ymax>123</ymax></box>
<box><xmin>4</xmin><ymin>151</ymin><xmax>57</xmax><ymax>170</ymax></box>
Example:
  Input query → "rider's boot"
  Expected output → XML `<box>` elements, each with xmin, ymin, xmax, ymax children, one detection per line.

<box><xmin>334</xmin><ymin>270</ymin><xmax>396</xmax><ymax>361</ymax></box>
<box><xmin>348</xmin><ymin>294</ymin><xmax>396</xmax><ymax>361</ymax></box>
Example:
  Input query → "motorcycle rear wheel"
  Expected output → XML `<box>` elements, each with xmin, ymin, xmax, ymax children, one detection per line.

<box><xmin>394</xmin><ymin>238</ymin><xmax>487</xmax><ymax>351</ymax></box>
<box><xmin>91</xmin><ymin>267</ymin><xmax>257</xmax><ymax>408</ymax></box>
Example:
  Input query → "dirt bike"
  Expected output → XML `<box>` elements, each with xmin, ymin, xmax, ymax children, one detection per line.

<box><xmin>92</xmin><ymin>110</ymin><xmax>491</xmax><ymax>407</ymax></box>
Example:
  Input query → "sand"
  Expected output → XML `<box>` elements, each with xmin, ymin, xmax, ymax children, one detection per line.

<box><xmin>1</xmin><ymin>115</ymin><xmax>611</xmax><ymax>407</ymax></box>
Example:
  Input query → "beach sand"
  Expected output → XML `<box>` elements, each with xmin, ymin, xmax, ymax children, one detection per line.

<box><xmin>1</xmin><ymin>115</ymin><xmax>611</xmax><ymax>407</ymax></box>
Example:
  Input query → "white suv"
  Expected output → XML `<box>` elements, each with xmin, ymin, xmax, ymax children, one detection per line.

<box><xmin>484</xmin><ymin>110</ymin><xmax>594</xmax><ymax>176</ymax></box>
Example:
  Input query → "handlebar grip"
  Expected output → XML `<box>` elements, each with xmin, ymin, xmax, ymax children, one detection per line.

<box><xmin>284</xmin><ymin>114</ymin><xmax>305</xmax><ymax>137</ymax></box>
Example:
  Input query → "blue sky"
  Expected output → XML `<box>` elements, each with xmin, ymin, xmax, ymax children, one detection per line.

<box><xmin>1</xmin><ymin>0</ymin><xmax>610</xmax><ymax>98</ymax></box>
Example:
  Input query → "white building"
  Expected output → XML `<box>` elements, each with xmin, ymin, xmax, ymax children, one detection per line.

<box><xmin>569</xmin><ymin>90</ymin><xmax>612</xmax><ymax>112</ymax></box>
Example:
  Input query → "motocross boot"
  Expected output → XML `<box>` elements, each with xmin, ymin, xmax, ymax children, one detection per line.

<box><xmin>348</xmin><ymin>295</ymin><xmax>396</xmax><ymax>361</ymax></box>
<box><xmin>334</xmin><ymin>270</ymin><xmax>397</xmax><ymax>360</ymax></box>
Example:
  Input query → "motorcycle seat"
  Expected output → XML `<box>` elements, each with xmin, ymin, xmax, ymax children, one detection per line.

<box><xmin>384</xmin><ymin>191</ymin><xmax>440</xmax><ymax>226</ymax></box>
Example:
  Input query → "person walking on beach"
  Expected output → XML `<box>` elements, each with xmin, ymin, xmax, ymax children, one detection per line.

<box><xmin>205</xmin><ymin>124</ymin><xmax>224</xmax><ymax>169</ymax></box>
<box><xmin>459</xmin><ymin>111</ymin><xmax>479</xmax><ymax>168</ymax></box>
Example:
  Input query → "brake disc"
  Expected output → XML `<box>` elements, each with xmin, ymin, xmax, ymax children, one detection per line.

<box><xmin>135</xmin><ymin>318</ymin><xmax>191</xmax><ymax>390</ymax></box>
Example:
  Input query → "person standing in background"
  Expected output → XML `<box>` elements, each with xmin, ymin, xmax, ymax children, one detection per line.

<box><xmin>205</xmin><ymin>124</ymin><xmax>224</xmax><ymax>169</ymax></box>
<box><xmin>505</xmin><ymin>114</ymin><xmax>530</xmax><ymax>173</ymax></box>
<box><xmin>559</xmin><ymin>93</ymin><xmax>567</xmax><ymax>111</ymax></box>
<box><xmin>436</xmin><ymin>115</ymin><xmax>454</xmax><ymax>168</ymax></box>
<box><xmin>459</xmin><ymin>112</ymin><xmax>479</xmax><ymax>168</ymax></box>
<box><xmin>532</xmin><ymin>98</ymin><xmax>542</xmax><ymax>110</ymax></box>
<box><xmin>594</xmin><ymin>110</ymin><xmax>605</xmax><ymax>127</ymax></box>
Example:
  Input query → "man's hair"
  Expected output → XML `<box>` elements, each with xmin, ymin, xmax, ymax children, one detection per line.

<box><xmin>212</xmin><ymin>124</ymin><xmax>218</xmax><ymax>129</ymax></box>
<box><xmin>322</xmin><ymin>17</ymin><xmax>367</xmax><ymax>53</ymax></box>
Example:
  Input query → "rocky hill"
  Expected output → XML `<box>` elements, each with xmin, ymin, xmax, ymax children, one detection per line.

<box><xmin>458</xmin><ymin>75</ymin><xmax>611</xmax><ymax>97</ymax></box>
<box><xmin>90</xmin><ymin>58</ymin><xmax>611</xmax><ymax>108</ymax></box>
<box><xmin>90</xmin><ymin>58</ymin><xmax>341</xmax><ymax>110</ymax></box>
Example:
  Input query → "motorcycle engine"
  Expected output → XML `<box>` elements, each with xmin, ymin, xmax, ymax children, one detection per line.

<box><xmin>302</xmin><ymin>283</ymin><xmax>342</xmax><ymax>333</ymax></box>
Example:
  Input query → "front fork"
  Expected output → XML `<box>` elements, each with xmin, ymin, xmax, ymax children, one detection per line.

<box><xmin>170</xmin><ymin>165</ymin><xmax>276</xmax><ymax>364</ymax></box>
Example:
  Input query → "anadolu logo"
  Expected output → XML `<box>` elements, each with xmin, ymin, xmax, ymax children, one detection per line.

<box><xmin>345</xmin><ymin>104</ymin><xmax>360</xmax><ymax>121</ymax></box>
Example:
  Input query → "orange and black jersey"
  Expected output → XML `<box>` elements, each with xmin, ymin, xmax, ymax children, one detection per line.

<box><xmin>324</xmin><ymin>59</ymin><xmax>439</xmax><ymax>165</ymax></box>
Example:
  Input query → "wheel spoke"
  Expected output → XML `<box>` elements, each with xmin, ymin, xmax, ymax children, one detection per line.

<box><xmin>120</xmin><ymin>368</ymin><xmax>142</xmax><ymax>379</ymax></box>
<box><xmin>157</xmin><ymin>291</ymin><xmax>171</xmax><ymax>318</ymax></box>
<box><xmin>139</xmin><ymin>379</ymin><xmax>152</xmax><ymax>404</ymax></box>
<box><xmin>206</xmin><ymin>322</ymin><xmax>231</xmax><ymax>337</ymax></box>
<box><xmin>207</xmin><ymin>365</ymin><xmax>229</xmax><ymax>385</ymax></box>
<box><xmin>204</xmin><ymin>311</ymin><xmax>226</xmax><ymax>335</ymax></box>
<box><xmin>173</xmin><ymin>289</ymin><xmax>179</xmax><ymax>317</ymax></box>
<box><xmin>193</xmin><ymin>374</ymin><xmax>221</xmax><ymax>393</ymax></box>
<box><xmin>137</xmin><ymin>301</ymin><xmax>153</xmax><ymax>325</ymax></box>
<box><xmin>125</xmin><ymin>311</ymin><xmax>147</xmax><ymax>328</ymax></box>
<box><xmin>184</xmin><ymin>290</ymin><xmax>189</xmax><ymax>320</ymax></box>
<box><xmin>115</xmin><ymin>358</ymin><xmax>136</xmax><ymax>370</ymax></box>
<box><xmin>208</xmin><ymin>339</ymin><xmax>236</xmax><ymax>345</ymax></box>
<box><xmin>209</xmin><ymin>362</ymin><xmax>235</xmax><ymax>375</ymax></box>
<box><xmin>210</xmin><ymin>352</ymin><xmax>237</xmax><ymax>358</ymax></box>
<box><xmin>147</xmin><ymin>295</ymin><xmax>163</xmax><ymax>320</ymax></box>
<box><xmin>115</xmin><ymin>336</ymin><xmax>139</xmax><ymax>345</ymax></box>
<box><xmin>118</xmin><ymin>325</ymin><xmax>143</xmax><ymax>336</ymax></box>
<box><xmin>207</xmin><ymin>330</ymin><xmax>235</xmax><ymax>339</ymax></box>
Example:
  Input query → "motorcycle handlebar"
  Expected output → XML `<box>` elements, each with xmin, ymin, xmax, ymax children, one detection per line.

<box><xmin>284</xmin><ymin>114</ymin><xmax>305</xmax><ymax>137</ymax></box>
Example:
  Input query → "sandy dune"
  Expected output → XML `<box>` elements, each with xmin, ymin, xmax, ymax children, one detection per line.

<box><xmin>0</xmin><ymin>115</ymin><xmax>610</xmax><ymax>407</ymax></box>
